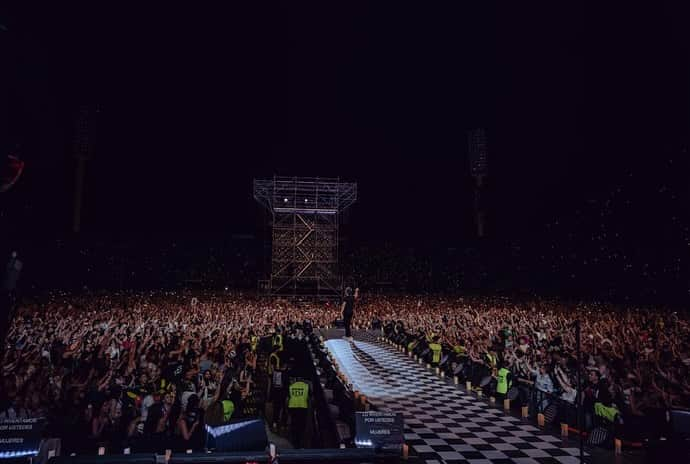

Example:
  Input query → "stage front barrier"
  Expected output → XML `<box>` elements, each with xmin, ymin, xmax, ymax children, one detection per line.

<box><xmin>49</xmin><ymin>448</ymin><xmax>401</xmax><ymax>464</ymax></box>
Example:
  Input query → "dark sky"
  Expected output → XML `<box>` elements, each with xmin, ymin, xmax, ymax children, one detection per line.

<box><xmin>1</xmin><ymin>2</ymin><xmax>689</xmax><ymax>247</ymax></box>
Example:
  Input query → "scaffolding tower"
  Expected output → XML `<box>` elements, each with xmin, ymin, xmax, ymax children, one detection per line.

<box><xmin>253</xmin><ymin>176</ymin><xmax>357</xmax><ymax>298</ymax></box>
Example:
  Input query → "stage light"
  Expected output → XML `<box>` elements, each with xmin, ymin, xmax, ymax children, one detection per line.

<box><xmin>283</xmin><ymin>198</ymin><xmax>288</xmax><ymax>203</ymax></box>
<box><xmin>304</xmin><ymin>199</ymin><xmax>308</xmax><ymax>203</ymax></box>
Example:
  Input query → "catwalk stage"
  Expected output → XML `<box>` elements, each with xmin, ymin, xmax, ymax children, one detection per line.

<box><xmin>323</xmin><ymin>331</ymin><xmax>593</xmax><ymax>464</ymax></box>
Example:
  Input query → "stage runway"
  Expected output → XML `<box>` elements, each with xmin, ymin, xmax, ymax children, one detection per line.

<box><xmin>324</xmin><ymin>331</ymin><xmax>592</xmax><ymax>464</ymax></box>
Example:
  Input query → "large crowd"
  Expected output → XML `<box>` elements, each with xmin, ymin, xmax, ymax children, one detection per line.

<box><xmin>0</xmin><ymin>293</ymin><xmax>339</xmax><ymax>454</ymax></box>
<box><xmin>1</xmin><ymin>292</ymin><xmax>689</xmax><ymax>453</ymax></box>
<box><xmin>361</xmin><ymin>295</ymin><xmax>690</xmax><ymax>434</ymax></box>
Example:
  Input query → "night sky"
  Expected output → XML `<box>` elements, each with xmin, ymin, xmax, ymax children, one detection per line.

<box><xmin>1</xmin><ymin>3</ymin><xmax>689</xmax><ymax>251</ymax></box>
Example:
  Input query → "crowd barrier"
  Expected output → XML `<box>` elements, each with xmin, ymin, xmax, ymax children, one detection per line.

<box><xmin>48</xmin><ymin>448</ymin><xmax>402</xmax><ymax>464</ymax></box>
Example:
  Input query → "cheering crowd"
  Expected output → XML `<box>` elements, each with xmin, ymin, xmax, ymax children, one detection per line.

<box><xmin>364</xmin><ymin>295</ymin><xmax>690</xmax><ymax>436</ymax></box>
<box><xmin>1</xmin><ymin>292</ymin><xmax>689</xmax><ymax>452</ymax></box>
<box><xmin>0</xmin><ymin>293</ymin><xmax>339</xmax><ymax>454</ymax></box>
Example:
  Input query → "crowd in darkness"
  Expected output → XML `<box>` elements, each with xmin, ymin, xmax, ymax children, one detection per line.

<box><xmin>358</xmin><ymin>296</ymin><xmax>690</xmax><ymax>418</ymax></box>
<box><xmin>1</xmin><ymin>293</ymin><xmax>339</xmax><ymax>454</ymax></box>
<box><xmin>3</xmin><ymin>292</ymin><xmax>689</xmax><ymax>451</ymax></box>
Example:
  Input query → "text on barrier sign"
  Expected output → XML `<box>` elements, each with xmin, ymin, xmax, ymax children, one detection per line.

<box><xmin>355</xmin><ymin>411</ymin><xmax>404</xmax><ymax>450</ymax></box>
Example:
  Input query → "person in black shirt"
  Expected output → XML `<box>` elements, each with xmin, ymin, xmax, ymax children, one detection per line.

<box><xmin>341</xmin><ymin>287</ymin><xmax>359</xmax><ymax>341</ymax></box>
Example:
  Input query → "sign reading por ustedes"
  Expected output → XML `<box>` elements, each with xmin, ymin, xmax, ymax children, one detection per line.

<box><xmin>0</xmin><ymin>418</ymin><xmax>45</xmax><ymax>457</ymax></box>
<box><xmin>355</xmin><ymin>411</ymin><xmax>404</xmax><ymax>450</ymax></box>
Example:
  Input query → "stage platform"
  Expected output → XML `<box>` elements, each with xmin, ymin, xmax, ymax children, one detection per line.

<box><xmin>321</xmin><ymin>330</ymin><xmax>623</xmax><ymax>464</ymax></box>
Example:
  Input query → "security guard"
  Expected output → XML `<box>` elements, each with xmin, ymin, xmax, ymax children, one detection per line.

<box><xmin>485</xmin><ymin>350</ymin><xmax>497</xmax><ymax>370</ymax></box>
<box><xmin>495</xmin><ymin>363</ymin><xmax>513</xmax><ymax>401</ymax></box>
<box><xmin>594</xmin><ymin>402</ymin><xmax>619</xmax><ymax>423</ymax></box>
<box><xmin>221</xmin><ymin>398</ymin><xmax>235</xmax><ymax>422</ymax></box>
<box><xmin>287</xmin><ymin>378</ymin><xmax>310</xmax><ymax>448</ymax></box>
<box><xmin>272</xmin><ymin>329</ymin><xmax>284</xmax><ymax>353</ymax></box>
<box><xmin>429</xmin><ymin>336</ymin><xmax>443</xmax><ymax>366</ymax></box>
<box><xmin>267</xmin><ymin>351</ymin><xmax>281</xmax><ymax>375</ymax></box>
<box><xmin>250</xmin><ymin>332</ymin><xmax>259</xmax><ymax>353</ymax></box>
<box><xmin>269</xmin><ymin>355</ymin><xmax>288</xmax><ymax>430</ymax></box>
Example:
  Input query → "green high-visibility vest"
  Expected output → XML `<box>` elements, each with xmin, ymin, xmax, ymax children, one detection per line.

<box><xmin>407</xmin><ymin>340</ymin><xmax>418</xmax><ymax>352</ymax></box>
<box><xmin>288</xmin><ymin>381</ymin><xmax>309</xmax><ymax>409</ymax></box>
<box><xmin>268</xmin><ymin>352</ymin><xmax>281</xmax><ymax>374</ymax></box>
<box><xmin>454</xmin><ymin>345</ymin><xmax>466</xmax><ymax>356</ymax></box>
<box><xmin>250</xmin><ymin>336</ymin><xmax>258</xmax><ymax>352</ymax></box>
<box><xmin>272</xmin><ymin>334</ymin><xmax>283</xmax><ymax>351</ymax></box>
<box><xmin>429</xmin><ymin>343</ymin><xmax>442</xmax><ymax>364</ymax></box>
<box><xmin>496</xmin><ymin>367</ymin><xmax>511</xmax><ymax>394</ymax></box>
<box><xmin>486</xmin><ymin>353</ymin><xmax>496</xmax><ymax>367</ymax></box>
<box><xmin>222</xmin><ymin>400</ymin><xmax>235</xmax><ymax>422</ymax></box>
<box><xmin>594</xmin><ymin>402</ymin><xmax>619</xmax><ymax>423</ymax></box>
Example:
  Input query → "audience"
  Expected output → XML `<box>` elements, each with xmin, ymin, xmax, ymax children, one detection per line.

<box><xmin>2</xmin><ymin>291</ymin><xmax>689</xmax><ymax>453</ymax></box>
<box><xmin>362</xmin><ymin>295</ymin><xmax>690</xmax><ymax>415</ymax></box>
<box><xmin>0</xmin><ymin>293</ymin><xmax>338</xmax><ymax>454</ymax></box>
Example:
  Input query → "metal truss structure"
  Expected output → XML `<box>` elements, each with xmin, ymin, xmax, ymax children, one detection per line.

<box><xmin>253</xmin><ymin>176</ymin><xmax>357</xmax><ymax>298</ymax></box>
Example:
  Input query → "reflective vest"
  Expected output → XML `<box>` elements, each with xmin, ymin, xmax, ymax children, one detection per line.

<box><xmin>454</xmin><ymin>345</ymin><xmax>466</xmax><ymax>356</ymax></box>
<box><xmin>429</xmin><ymin>343</ymin><xmax>442</xmax><ymax>364</ymax></box>
<box><xmin>250</xmin><ymin>336</ymin><xmax>258</xmax><ymax>352</ymax></box>
<box><xmin>496</xmin><ymin>367</ymin><xmax>511</xmax><ymax>394</ymax></box>
<box><xmin>268</xmin><ymin>352</ymin><xmax>281</xmax><ymax>374</ymax></box>
<box><xmin>288</xmin><ymin>381</ymin><xmax>309</xmax><ymax>409</ymax></box>
<box><xmin>272</xmin><ymin>334</ymin><xmax>283</xmax><ymax>352</ymax></box>
<box><xmin>407</xmin><ymin>340</ymin><xmax>418</xmax><ymax>352</ymax></box>
<box><xmin>272</xmin><ymin>369</ymin><xmax>285</xmax><ymax>389</ymax></box>
<box><xmin>486</xmin><ymin>353</ymin><xmax>497</xmax><ymax>368</ymax></box>
<box><xmin>222</xmin><ymin>400</ymin><xmax>235</xmax><ymax>422</ymax></box>
<box><xmin>594</xmin><ymin>402</ymin><xmax>619</xmax><ymax>423</ymax></box>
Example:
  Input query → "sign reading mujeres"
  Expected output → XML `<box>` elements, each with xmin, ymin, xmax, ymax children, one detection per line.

<box><xmin>355</xmin><ymin>411</ymin><xmax>404</xmax><ymax>450</ymax></box>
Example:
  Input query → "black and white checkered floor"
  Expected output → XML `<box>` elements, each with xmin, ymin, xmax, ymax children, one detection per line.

<box><xmin>324</xmin><ymin>332</ymin><xmax>588</xmax><ymax>464</ymax></box>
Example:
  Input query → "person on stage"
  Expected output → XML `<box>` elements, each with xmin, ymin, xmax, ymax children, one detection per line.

<box><xmin>341</xmin><ymin>287</ymin><xmax>359</xmax><ymax>341</ymax></box>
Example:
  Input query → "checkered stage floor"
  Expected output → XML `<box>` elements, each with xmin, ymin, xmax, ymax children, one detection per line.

<box><xmin>324</xmin><ymin>331</ymin><xmax>587</xmax><ymax>464</ymax></box>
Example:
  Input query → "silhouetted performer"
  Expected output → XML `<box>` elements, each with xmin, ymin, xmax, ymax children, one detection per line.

<box><xmin>341</xmin><ymin>287</ymin><xmax>359</xmax><ymax>341</ymax></box>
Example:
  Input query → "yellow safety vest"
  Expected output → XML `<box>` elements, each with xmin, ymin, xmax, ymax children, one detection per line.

<box><xmin>250</xmin><ymin>336</ymin><xmax>258</xmax><ymax>352</ymax></box>
<box><xmin>272</xmin><ymin>334</ymin><xmax>283</xmax><ymax>352</ymax></box>
<box><xmin>222</xmin><ymin>400</ymin><xmax>235</xmax><ymax>422</ymax></box>
<box><xmin>429</xmin><ymin>343</ymin><xmax>442</xmax><ymax>364</ymax></box>
<box><xmin>496</xmin><ymin>367</ymin><xmax>511</xmax><ymax>394</ymax></box>
<box><xmin>454</xmin><ymin>345</ymin><xmax>466</xmax><ymax>356</ymax></box>
<box><xmin>288</xmin><ymin>381</ymin><xmax>309</xmax><ymax>409</ymax></box>
<box><xmin>486</xmin><ymin>353</ymin><xmax>497</xmax><ymax>368</ymax></box>
<box><xmin>268</xmin><ymin>352</ymin><xmax>281</xmax><ymax>374</ymax></box>
<box><xmin>594</xmin><ymin>402</ymin><xmax>619</xmax><ymax>423</ymax></box>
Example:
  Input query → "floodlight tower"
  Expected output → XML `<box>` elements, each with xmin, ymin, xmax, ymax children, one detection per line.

<box><xmin>468</xmin><ymin>129</ymin><xmax>489</xmax><ymax>238</ymax></box>
<box><xmin>72</xmin><ymin>105</ymin><xmax>98</xmax><ymax>233</ymax></box>
<box><xmin>253</xmin><ymin>176</ymin><xmax>357</xmax><ymax>298</ymax></box>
